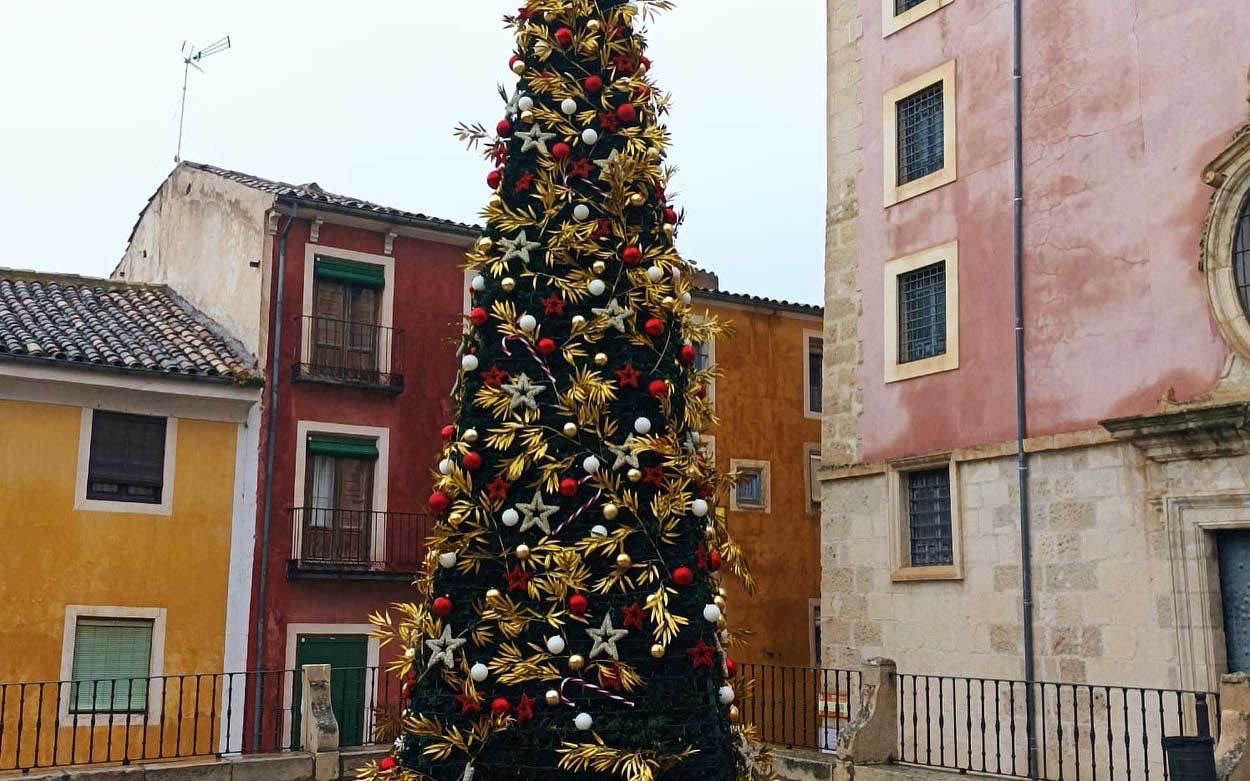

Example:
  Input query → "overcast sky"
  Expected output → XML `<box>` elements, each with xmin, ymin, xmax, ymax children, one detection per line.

<box><xmin>0</xmin><ymin>1</ymin><xmax>825</xmax><ymax>305</ymax></box>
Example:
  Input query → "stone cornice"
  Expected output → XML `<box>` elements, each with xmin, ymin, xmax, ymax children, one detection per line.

<box><xmin>1100</xmin><ymin>402</ymin><xmax>1250</xmax><ymax>462</ymax></box>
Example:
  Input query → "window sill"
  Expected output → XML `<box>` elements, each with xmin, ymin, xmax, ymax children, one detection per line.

<box><xmin>292</xmin><ymin>366</ymin><xmax>404</xmax><ymax>394</ymax></box>
<box><xmin>75</xmin><ymin>498</ymin><xmax>172</xmax><ymax>516</ymax></box>
<box><xmin>886</xmin><ymin>166</ymin><xmax>956</xmax><ymax>207</ymax></box>
<box><xmin>891</xmin><ymin>565</ymin><xmax>962</xmax><ymax>583</ymax></box>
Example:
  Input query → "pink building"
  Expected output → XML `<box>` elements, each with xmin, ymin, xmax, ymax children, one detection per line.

<box><xmin>820</xmin><ymin>0</ymin><xmax>1250</xmax><ymax>703</ymax></box>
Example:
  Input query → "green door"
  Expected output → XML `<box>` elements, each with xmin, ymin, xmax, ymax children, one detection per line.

<box><xmin>292</xmin><ymin>634</ymin><xmax>369</xmax><ymax>747</ymax></box>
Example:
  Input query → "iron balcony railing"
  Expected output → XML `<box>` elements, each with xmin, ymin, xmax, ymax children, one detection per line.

<box><xmin>289</xmin><ymin>508</ymin><xmax>431</xmax><ymax>578</ymax></box>
<box><xmin>737</xmin><ymin>663</ymin><xmax>863</xmax><ymax>753</ymax></box>
<box><xmin>294</xmin><ymin>316</ymin><xmax>403</xmax><ymax>390</ymax></box>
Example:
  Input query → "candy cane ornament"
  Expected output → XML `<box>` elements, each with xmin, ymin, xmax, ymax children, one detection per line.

<box><xmin>558</xmin><ymin>676</ymin><xmax>636</xmax><ymax>709</ymax></box>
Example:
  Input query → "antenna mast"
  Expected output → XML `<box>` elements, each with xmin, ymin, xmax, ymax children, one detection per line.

<box><xmin>176</xmin><ymin>35</ymin><xmax>231</xmax><ymax>162</ymax></box>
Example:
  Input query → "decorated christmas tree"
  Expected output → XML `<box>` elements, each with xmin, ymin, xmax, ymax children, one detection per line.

<box><xmin>367</xmin><ymin>2</ymin><xmax>774</xmax><ymax>779</ymax></box>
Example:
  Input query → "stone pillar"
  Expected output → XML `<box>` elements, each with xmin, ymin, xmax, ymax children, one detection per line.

<box><xmin>1216</xmin><ymin>673</ymin><xmax>1250</xmax><ymax>781</ymax></box>
<box><xmin>301</xmin><ymin>664</ymin><xmax>340</xmax><ymax>781</ymax></box>
<box><xmin>836</xmin><ymin>658</ymin><xmax>898</xmax><ymax>766</ymax></box>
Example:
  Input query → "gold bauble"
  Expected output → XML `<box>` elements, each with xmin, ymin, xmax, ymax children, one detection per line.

<box><xmin>628</xmin><ymin>192</ymin><xmax>646</xmax><ymax>207</ymax></box>
<box><xmin>663</xmin><ymin>224</ymin><xmax>675</xmax><ymax>237</ymax></box>
<box><xmin>463</xmin><ymin>428</ymin><xmax>479</xmax><ymax>443</ymax></box>
<box><xmin>488</xmin><ymin>194</ymin><xmax>504</xmax><ymax>208</ymax></box>
<box><xmin>591</xmin><ymin>260</ymin><xmax>607</xmax><ymax>274</ymax></box>
<box><xmin>545</xmin><ymin>689</ymin><xmax>561</xmax><ymax>706</ymax></box>
<box><xmin>543</xmin><ymin>10</ymin><xmax>558</xmax><ymax>21</ymax></box>
<box><xmin>586</xmin><ymin>19</ymin><xmax>601</xmax><ymax>32</ymax></box>
<box><xmin>602</xmin><ymin>503</ymin><xmax>619</xmax><ymax>520</ymax></box>
<box><xmin>569</xmin><ymin>654</ymin><xmax>585</xmax><ymax>671</ymax></box>
<box><xmin>520</xmin><ymin>109</ymin><xmax>535</xmax><ymax>123</ymax></box>
<box><xmin>717</xmin><ymin>587</ymin><xmax>727</xmax><ymax>597</ymax></box>
<box><xmin>714</xmin><ymin>595</ymin><xmax>727</xmax><ymax>610</ymax></box>
<box><xmin>581</xmin><ymin>38</ymin><xmax>599</xmax><ymax>54</ymax></box>
<box><xmin>646</xmin><ymin>147</ymin><xmax>661</xmax><ymax>160</ymax></box>
<box><xmin>627</xmin><ymin>468</ymin><xmax>642</xmax><ymax>483</ymax></box>
<box><xmin>594</xmin><ymin>352</ymin><xmax>609</xmax><ymax>366</ymax></box>
<box><xmin>476</xmin><ymin>237</ymin><xmax>494</xmax><ymax>252</ymax></box>
<box><xmin>729</xmin><ymin>705</ymin><xmax>741</xmax><ymax>723</ymax></box>
<box><xmin>662</xmin><ymin>296</ymin><xmax>675</xmax><ymax>307</ymax></box>
<box><xmin>486</xmin><ymin>588</ymin><xmax>501</xmax><ymax>600</ymax></box>
<box><xmin>501</xmin><ymin>277</ymin><xmax>517</xmax><ymax>292</ymax></box>
<box><xmin>563</xmin><ymin>422</ymin><xmax>578</xmax><ymax>437</ymax></box>
<box><xmin>516</xmin><ymin>544</ymin><xmax>531</xmax><ymax>560</ymax></box>
<box><xmin>511</xmin><ymin>60</ymin><xmax>526</xmax><ymax>75</ymax></box>
<box><xmin>650</xmin><ymin>644</ymin><xmax>665</xmax><ymax>659</ymax></box>
<box><xmin>571</xmin><ymin>315</ymin><xmax>586</xmax><ymax>327</ymax></box>
<box><xmin>616</xmin><ymin>552</ymin><xmax>633</xmax><ymax>569</ymax></box>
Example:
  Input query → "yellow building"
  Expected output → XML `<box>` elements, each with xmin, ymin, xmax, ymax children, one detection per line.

<box><xmin>0</xmin><ymin>272</ymin><xmax>261</xmax><ymax>769</ymax></box>
<box><xmin>690</xmin><ymin>286</ymin><xmax>825</xmax><ymax>669</ymax></box>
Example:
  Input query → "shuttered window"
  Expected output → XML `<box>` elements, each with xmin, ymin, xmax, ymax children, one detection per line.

<box><xmin>305</xmin><ymin>436</ymin><xmax>376</xmax><ymax>529</ymax></box>
<box><xmin>70</xmin><ymin>618</ymin><xmax>153</xmax><ymax>713</ymax></box>
<box><xmin>735</xmin><ymin>469</ymin><xmax>765</xmax><ymax>509</ymax></box>
<box><xmin>87</xmin><ymin>412</ymin><xmax>167</xmax><ymax>504</ymax></box>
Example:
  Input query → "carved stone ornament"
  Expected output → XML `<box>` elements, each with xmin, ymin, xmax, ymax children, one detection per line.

<box><xmin>1199</xmin><ymin>90</ymin><xmax>1250</xmax><ymax>359</ymax></box>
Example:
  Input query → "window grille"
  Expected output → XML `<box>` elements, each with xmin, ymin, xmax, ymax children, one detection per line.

<box><xmin>898</xmin><ymin>261</ymin><xmax>947</xmax><ymax>363</ymax></box>
<box><xmin>736</xmin><ymin>470</ymin><xmax>764</xmax><ymax>507</ymax></box>
<box><xmin>906</xmin><ymin>468</ymin><xmax>953</xmax><ymax>567</ymax></box>
<box><xmin>895</xmin><ymin>0</ymin><xmax>927</xmax><ymax>13</ymax></box>
<box><xmin>897</xmin><ymin>82</ymin><xmax>945</xmax><ymax>185</ymax></box>
<box><xmin>1235</xmin><ymin>193</ymin><xmax>1250</xmax><ymax>318</ymax></box>
<box><xmin>807</xmin><ymin>338</ymin><xmax>824</xmax><ymax>414</ymax></box>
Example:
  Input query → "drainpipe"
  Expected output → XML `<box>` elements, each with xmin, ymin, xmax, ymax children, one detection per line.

<box><xmin>1010</xmin><ymin>1</ymin><xmax>1038</xmax><ymax>778</ymax></box>
<box><xmin>251</xmin><ymin>204</ymin><xmax>297</xmax><ymax>751</ymax></box>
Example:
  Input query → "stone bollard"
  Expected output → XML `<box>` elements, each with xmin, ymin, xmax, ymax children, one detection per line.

<box><xmin>1216</xmin><ymin>673</ymin><xmax>1250</xmax><ymax>781</ymax></box>
<box><xmin>833</xmin><ymin>658</ymin><xmax>899</xmax><ymax>779</ymax></box>
<box><xmin>301</xmin><ymin>664</ymin><xmax>341</xmax><ymax>781</ymax></box>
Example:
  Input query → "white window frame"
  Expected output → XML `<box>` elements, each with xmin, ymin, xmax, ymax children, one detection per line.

<box><xmin>884</xmin><ymin>60</ymin><xmax>957</xmax><ymax>207</ymax></box>
<box><xmin>300</xmin><ymin>245</ymin><xmax>396</xmax><ymax>370</ymax></box>
<box><xmin>887</xmin><ymin>454</ymin><xmax>963</xmax><ymax>582</ymax></box>
<box><xmin>293</xmin><ymin>421</ymin><xmax>390</xmax><ymax>564</ymax></box>
<box><xmin>75</xmin><ymin>407</ymin><xmax>177</xmax><ymax>516</ymax></box>
<box><xmin>282</xmin><ymin>623</ymin><xmax>381</xmax><ymax>749</ymax></box>
<box><xmin>699</xmin><ymin>434</ymin><xmax>717</xmax><ymax>470</ymax></box>
<box><xmin>884</xmin><ymin>240</ymin><xmax>960</xmax><ymax>383</ymax></box>
<box><xmin>882</xmin><ymin>0</ymin><xmax>954</xmax><ymax>37</ymax></box>
<box><xmin>58</xmin><ymin>605</ymin><xmax>167</xmax><ymax>727</ymax></box>
<box><xmin>804</xmin><ymin>443</ymin><xmax>822</xmax><ymax>516</ymax></box>
<box><xmin>803</xmin><ymin>329</ymin><xmax>824</xmax><ymax>419</ymax></box>
<box><xmin>729</xmin><ymin>458</ymin><xmax>771</xmax><ymax>513</ymax></box>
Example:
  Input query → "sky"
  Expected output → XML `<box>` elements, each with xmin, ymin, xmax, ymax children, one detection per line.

<box><xmin>0</xmin><ymin>1</ymin><xmax>826</xmax><ymax>305</ymax></box>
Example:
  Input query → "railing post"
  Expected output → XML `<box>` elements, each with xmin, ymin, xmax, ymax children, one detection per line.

<box><xmin>1214</xmin><ymin>673</ymin><xmax>1249</xmax><ymax>780</ymax></box>
<box><xmin>835</xmin><ymin>658</ymin><xmax>898</xmax><ymax>775</ymax></box>
<box><xmin>301</xmin><ymin>664</ymin><xmax>340</xmax><ymax>781</ymax></box>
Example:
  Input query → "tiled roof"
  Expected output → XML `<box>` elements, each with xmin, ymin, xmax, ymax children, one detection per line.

<box><xmin>0</xmin><ymin>271</ymin><xmax>259</xmax><ymax>383</ymax></box>
<box><xmin>692</xmin><ymin>287</ymin><xmax>823</xmax><ymax>316</ymax></box>
<box><xmin>182</xmin><ymin>161</ymin><xmax>481</xmax><ymax>236</ymax></box>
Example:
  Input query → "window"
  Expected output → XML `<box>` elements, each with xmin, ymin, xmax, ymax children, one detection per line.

<box><xmin>895</xmin><ymin>0</ymin><xmax>925</xmax><ymax>11</ymax></box>
<box><xmin>85</xmin><ymin>411</ymin><xmax>168</xmax><ymax>505</ymax></box>
<box><xmin>884</xmin><ymin>241</ymin><xmax>959</xmax><ymax>382</ymax></box>
<box><xmin>883</xmin><ymin>61</ymin><xmax>957</xmax><ymax>206</ymax></box>
<box><xmin>70</xmin><ymin>618</ymin><xmax>153</xmax><ymax>713</ymax></box>
<box><xmin>804</xmin><ymin>331</ymin><xmax>823</xmax><ymax>417</ymax></box>
<box><xmin>1200</xmin><ymin>129</ymin><xmax>1250</xmax><ymax>359</ymax></box>
<box><xmin>729</xmin><ymin>459</ymin><xmax>771</xmax><ymax>513</ymax></box>
<box><xmin>805</xmin><ymin>444</ymin><xmax>822</xmax><ymax>514</ymax></box>
<box><xmin>689</xmin><ymin>316</ymin><xmax>716</xmax><ymax>407</ymax></box>
<box><xmin>310</xmin><ymin>256</ymin><xmax>383</xmax><ymax>380</ymax></box>
<box><xmin>887</xmin><ymin>457</ymin><xmax>962</xmax><ymax>581</ymax></box>
<box><xmin>1235</xmin><ymin>193</ymin><xmax>1250</xmax><ymax>318</ymax></box>
<box><xmin>809</xmin><ymin>599</ymin><xmax>822</xmax><ymax>668</ymax></box>
<box><xmin>883</xmin><ymin>0</ymin><xmax>954</xmax><ymax>36</ymax></box>
<box><xmin>302</xmin><ymin>435</ymin><xmax>378</xmax><ymax>564</ymax></box>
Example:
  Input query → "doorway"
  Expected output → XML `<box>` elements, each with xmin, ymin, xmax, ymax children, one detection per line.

<box><xmin>1217</xmin><ymin>530</ymin><xmax>1250</xmax><ymax>674</ymax></box>
<box><xmin>291</xmin><ymin>634</ymin><xmax>369</xmax><ymax>747</ymax></box>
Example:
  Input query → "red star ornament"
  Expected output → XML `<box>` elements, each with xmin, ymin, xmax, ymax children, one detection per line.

<box><xmin>516</xmin><ymin>693</ymin><xmax>534</xmax><ymax>725</ymax></box>
<box><xmin>454</xmin><ymin>694</ymin><xmax>481</xmax><ymax>715</ymax></box>
<box><xmin>598</xmin><ymin>113</ymin><xmax>620</xmax><ymax>133</ymax></box>
<box><xmin>695</xmin><ymin>543</ymin><xmax>709</xmax><ymax>571</ymax></box>
<box><xmin>621</xmin><ymin>602</ymin><xmax>645</xmax><ymax>631</ymax></box>
<box><xmin>482</xmin><ymin>365</ymin><xmax>508</xmax><ymax>387</ymax></box>
<box><xmin>642</xmin><ymin>466</ymin><xmax>665</xmax><ymax>488</ymax></box>
<box><xmin>687</xmin><ymin>639</ymin><xmax>716</xmax><ymax>670</ymax></box>
<box><xmin>514</xmin><ymin>172</ymin><xmax>534</xmax><ymax>193</ymax></box>
<box><xmin>615</xmin><ymin>363</ymin><xmax>641</xmax><ymax>388</ymax></box>
<box><xmin>569</xmin><ymin>159</ymin><xmax>594</xmax><ymax>179</ymax></box>
<box><xmin>486</xmin><ymin>477</ymin><xmax>511</xmax><ymax>501</ymax></box>
<box><xmin>542</xmin><ymin>294</ymin><xmax>566</xmax><ymax>316</ymax></box>
<box><xmin>505</xmin><ymin>565</ymin><xmax>529</xmax><ymax>593</ymax></box>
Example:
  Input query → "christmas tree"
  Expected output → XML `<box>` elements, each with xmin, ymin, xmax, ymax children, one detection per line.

<box><xmin>368</xmin><ymin>2</ymin><xmax>773</xmax><ymax>779</ymax></box>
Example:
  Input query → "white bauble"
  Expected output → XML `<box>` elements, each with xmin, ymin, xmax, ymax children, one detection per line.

<box><xmin>573</xmin><ymin>204</ymin><xmax>591</xmax><ymax>221</ymax></box>
<box><xmin>438</xmin><ymin>551</ymin><xmax>457</xmax><ymax>569</ymax></box>
<box><xmin>461</xmin><ymin>354</ymin><xmax>479</xmax><ymax>371</ymax></box>
<box><xmin>581</xmin><ymin>128</ymin><xmax>599</xmax><ymax>145</ymax></box>
<box><xmin>574</xmin><ymin>712</ymin><xmax>594</xmax><ymax>731</ymax></box>
<box><xmin>470</xmin><ymin>663</ymin><xmax>490</xmax><ymax>683</ymax></box>
<box><xmin>681</xmin><ymin>292</ymin><xmax>692</xmax><ymax>305</ymax></box>
<box><xmin>572</xmin><ymin>315</ymin><xmax>586</xmax><ymax>327</ymax></box>
<box><xmin>588</xmin><ymin>279</ymin><xmax>607</xmax><ymax>296</ymax></box>
<box><xmin>582</xmin><ymin>455</ymin><xmax>601</xmax><ymax>473</ymax></box>
<box><xmin>518</xmin><ymin>96</ymin><xmax>534</xmax><ymax>112</ymax></box>
<box><xmin>546</xmin><ymin>635</ymin><xmax>567</xmax><ymax>655</ymax></box>
<box><xmin>518</xmin><ymin>314</ymin><xmax>538</xmax><ymax>332</ymax></box>
<box><xmin>502</xmin><ymin>508</ymin><xmax>520</xmax><ymax>527</ymax></box>
<box><xmin>719</xmin><ymin>686</ymin><xmax>735</xmax><ymax>704</ymax></box>
<box><xmin>691</xmin><ymin>499</ymin><xmax>709</xmax><ymax>517</ymax></box>
<box><xmin>561</xmin><ymin>98</ymin><xmax>578</xmax><ymax>115</ymax></box>
<box><xmin>646</xmin><ymin>266</ymin><xmax>664</xmax><ymax>282</ymax></box>
<box><xmin>471</xmin><ymin>274</ymin><xmax>486</xmax><ymax>292</ymax></box>
<box><xmin>634</xmin><ymin>417</ymin><xmax>652</xmax><ymax>435</ymax></box>
<box><xmin>703</xmin><ymin>604</ymin><xmax>722</xmax><ymax>623</ymax></box>
<box><xmin>671</xmin><ymin>268</ymin><xmax>682</xmax><ymax>283</ymax></box>
<box><xmin>439</xmin><ymin>458</ymin><xmax>453</xmax><ymax>475</ymax></box>
<box><xmin>591</xmin><ymin>525</ymin><xmax>608</xmax><ymax>537</ymax></box>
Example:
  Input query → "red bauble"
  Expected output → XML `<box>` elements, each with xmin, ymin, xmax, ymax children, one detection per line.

<box><xmin>640</xmin><ymin>56</ymin><xmax>652</xmax><ymax>70</ymax></box>
<box><xmin>429</xmin><ymin>491</ymin><xmax>450</xmax><ymax>513</ymax></box>
<box><xmin>441</xmin><ymin>424</ymin><xmax>457</xmax><ymax>440</ymax></box>
<box><xmin>568</xmin><ymin>594</ymin><xmax>589</xmax><ymax>615</ymax></box>
<box><xmin>509</xmin><ymin>54</ymin><xmax>521</xmax><ymax>68</ymax></box>
<box><xmin>664</xmin><ymin>207</ymin><xmax>678</xmax><ymax>224</ymax></box>
<box><xmin>497</xmin><ymin>119</ymin><xmax>512</xmax><ymax>137</ymax></box>
<box><xmin>725</xmin><ymin>658</ymin><xmax>737</xmax><ymax>679</ymax></box>
<box><xmin>560</xmin><ymin>477</ymin><xmax>579</xmax><ymax>497</ymax></box>
<box><xmin>552</xmin><ymin>142</ymin><xmax>571</xmax><ymax>160</ymax></box>
<box><xmin>672</xmin><ymin>566</ymin><xmax>694</xmax><ymax>587</ymax></box>
<box><xmin>584</xmin><ymin>75</ymin><xmax>603</xmax><ymax>93</ymax></box>
<box><xmin>622</xmin><ymin>246</ymin><xmax>642</xmax><ymax>265</ymax></box>
<box><xmin>554</xmin><ymin>27</ymin><xmax>574</xmax><ymax>46</ymax></box>
<box><xmin>538</xmin><ymin>337</ymin><xmax>558</xmax><ymax>356</ymax></box>
<box><xmin>470</xmin><ymin>307</ymin><xmax>489</xmax><ymax>327</ymax></box>
<box><xmin>491</xmin><ymin>697</ymin><xmax>511</xmax><ymax>716</ymax></box>
<box><xmin>708</xmin><ymin>551</ymin><xmax>723</xmax><ymax>572</ymax></box>
<box><xmin>648</xmin><ymin>379</ymin><xmax>668</xmax><ymax>398</ymax></box>
<box><xmin>432</xmin><ymin>596</ymin><xmax>453</xmax><ymax>618</ymax></box>
<box><xmin>487</xmin><ymin>170</ymin><xmax>502</xmax><ymax>189</ymax></box>
<box><xmin>462</xmin><ymin>452</ymin><xmax>483</xmax><ymax>471</ymax></box>
<box><xmin>615</xmin><ymin>103</ymin><xmax>637</xmax><ymax>123</ymax></box>
<box><xmin>644</xmin><ymin>318</ymin><xmax>665</xmax><ymax>337</ymax></box>
<box><xmin>679</xmin><ymin>344</ymin><xmax>697</xmax><ymax>365</ymax></box>
<box><xmin>379</xmin><ymin>758</ymin><xmax>397</xmax><ymax>772</ymax></box>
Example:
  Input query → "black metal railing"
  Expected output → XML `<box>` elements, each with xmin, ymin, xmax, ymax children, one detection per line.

<box><xmin>290</xmin><ymin>508</ymin><xmax>431</xmax><ymax>576</ymax></box>
<box><xmin>294</xmin><ymin>316</ymin><xmax>403</xmax><ymax>389</ymax></box>
<box><xmin>329</xmin><ymin>667</ymin><xmax>403</xmax><ymax>750</ymax></box>
<box><xmin>737</xmin><ymin>663</ymin><xmax>862</xmax><ymax>753</ymax></box>
<box><xmin>0</xmin><ymin>670</ymin><xmax>302</xmax><ymax>772</ymax></box>
<box><xmin>897</xmin><ymin>674</ymin><xmax>1220</xmax><ymax>780</ymax></box>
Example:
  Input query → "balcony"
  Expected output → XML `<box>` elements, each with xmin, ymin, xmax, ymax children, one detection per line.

<box><xmin>287</xmin><ymin>508</ymin><xmax>431</xmax><ymax>580</ymax></box>
<box><xmin>293</xmin><ymin>316</ymin><xmax>403</xmax><ymax>391</ymax></box>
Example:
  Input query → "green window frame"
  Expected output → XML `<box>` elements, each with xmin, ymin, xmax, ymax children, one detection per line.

<box><xmin>70</xmin><ymin>618</ymin><xmax>154</xmax><ymax>714</ymax></box>
<box><xmin>314</xmin><ymin>256</ymin><xmax>385</xmax><ymax>289</ymax></box>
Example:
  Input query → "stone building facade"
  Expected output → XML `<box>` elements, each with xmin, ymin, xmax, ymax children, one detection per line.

<box><xmin>820</xmin><ymin>0</ymin><xmax>1250</xmax><ymax>699</ymax></box>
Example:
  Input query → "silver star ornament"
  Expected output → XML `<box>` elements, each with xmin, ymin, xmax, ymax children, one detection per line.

<box><xmin>607</xmin><ymin>437</ymin><xmax>641</xmax><ymax>472</ymax></box>
<box><xmin>425</xmin><ymin>625</ymin><xmax>467</xmax><ymax>670</ymax></box>
<box><xmin>586</xmin><ymin>614</ymin><xmax>630</xmax><ymax>661</ymax></box>
<box><xmin>517</xmin><ymin>122</ymin><xmax>557</xmax><ymax>154</ymax></box>
<box><xmin>516</xmin><ymin>488</ymin><xmax>559</xmax><ymax>535</ymax></box>
<box><xmin>499</xmin><ymin>230</ymin><xmax>543</xmax><ymax>264</ymax></box>
<box><xmin>502</xmin><ymin>372</ymin><xmax>546</xmax><ymax>411</ymax></box>
<box><xmin>592</xmin><ymin>298</ymin><xmax>634</xmax><ymax>333</ymax></box>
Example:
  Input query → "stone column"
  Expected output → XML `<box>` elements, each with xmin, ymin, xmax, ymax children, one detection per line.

<box><xmin>1216</xmin><ymin>673</ymin><xmax>1250</xmax><ymax>781</ymax></box>
<box><xmin>301</xmin><ymin>664</ymin><xmax>340</xmax><ymax>781</ymax></box>
<box><xmin>836</xmin><ymin>658</ymin><xmax>898</xmax><ymax>766</ymax></box>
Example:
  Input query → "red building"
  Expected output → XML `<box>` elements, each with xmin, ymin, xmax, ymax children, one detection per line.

<box><xmin>115</xmin><ymin>162</ymin><xmax>477</xmax><ymax>746</ymax></box>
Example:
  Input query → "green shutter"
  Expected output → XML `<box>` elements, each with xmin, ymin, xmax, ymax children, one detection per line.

<box><xmin>307</xmin><ymin>435</ymin><xmax>379</xmax><ymax>460</ymax></box>
<box><xmin>70</xmin><ymin>618</ymin><xmax>153</xmax><ymax>713</ymax></box>
<box><xmin>314</xmin><ymin>256</ymin><xmax>385</xmax><ymax>289</ymax></box>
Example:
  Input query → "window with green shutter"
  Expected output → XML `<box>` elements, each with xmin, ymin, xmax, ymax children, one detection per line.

<box><xmin>70</xmin><ymin>618</ymin><xmax>153</xmax><ymax>713</ymax></box>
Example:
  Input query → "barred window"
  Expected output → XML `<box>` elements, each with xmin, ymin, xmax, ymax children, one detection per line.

<box><xmin>906</xmin><ymin>468</ymin><xmax>953</xmax><ymax>567</ymax></box>
<box><xmin>895</xmin><ymin>0</ymin><xmax>927</xmax><ymax>13</ymax></box>
<box><xmin>897</xmin><ymin>83</ymin><xmax>945</xmax><ymax>185</ymax></box>
<box><xmin>1235</xmin><ymin>193</ymin><xmax>1250</xmax><ymax>318</ymax></box>
<box><xmin>898</xmin><ymin>261</ymin><xmax>947</xmax><ymax>363</ymax></box>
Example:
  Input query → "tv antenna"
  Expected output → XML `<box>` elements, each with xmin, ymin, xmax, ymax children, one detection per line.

<box><xmin>175</xmin><ymin>35</ymin><xmax>231</xmax><ymax>162</ymax></box>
